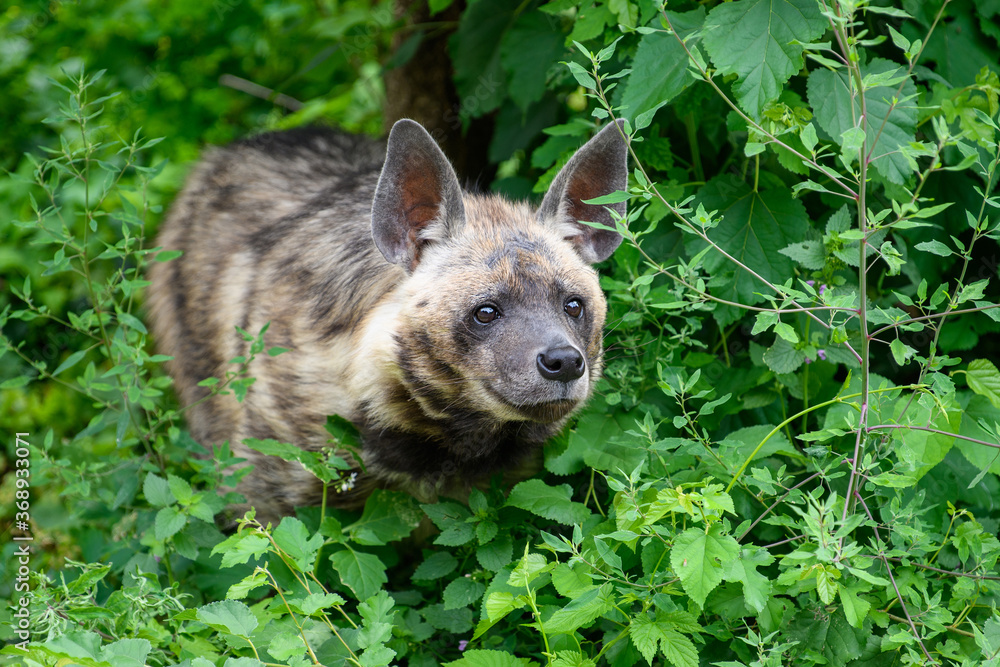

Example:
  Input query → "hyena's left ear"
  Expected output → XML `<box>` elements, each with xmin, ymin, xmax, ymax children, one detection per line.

<box><xmin>372</xmin><ymin>119</ymin><xmax>466</xmax><ymax>270</ymax></box>
<box><xmin>537</xmin><ymin>120</ymin><xmax>628</xmax><ymax>263</ymax></box>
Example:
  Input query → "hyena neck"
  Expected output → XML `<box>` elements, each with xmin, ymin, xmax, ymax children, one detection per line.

<box><xmin>357</xmin><ymin>399</ymin><xmax>559</xmax><ymax>485</ymax></box>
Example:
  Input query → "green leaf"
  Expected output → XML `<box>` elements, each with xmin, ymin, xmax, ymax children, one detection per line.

<box><xmin>620</xmin><ymin>9</ymin><xmax>705</xmax><ymax>121</ymax></box>
<box><xmin>196</xmin><ymin>600</ymin><xmax>258</xmax><ymax>637</ymax></box>
<box><xmin>52</xmin><ymin>350</ymin><xmax>86</xmax><ymax>377</ymax></box>
<box><xmin>330</xmin><ymin>550</ymin><xmax>387</xmax><ymax>602</ymax></box>
<box><xmin>413</xmin><ymin>551</ymin><xmax>459</xmax><ymax>581</ymax></box>
<box><xmin>444</xmin><ymin>649</ymin><xmax>535</xmax><ymax>667</ymax></box>
<box><xmin>443</xmin><ymin>576</ymin><xmax>487</xmax><ymax>610</ymax></box>
<box><xmin>154</xmin><ymin>506</ymin><xmax>187</xmax><ymax>541</ymax></box>
<box><xmin>357</xmin><ymin>590</ymin><xmax>396</xmax><ymax>650</ymax></box>
<box><xmin>838</xmin><ymin>584</ymin><xmax>871</xmax><ymax>629</ymax></box>
<box><xmin>688</xmin><ymin>180</ymin><xmax>809</xmax><ymax>310</ymax></box>
<box><xmin>808</xmin><ymin>58</ymin><xmax>917</xmax><ymax>184</ymax></box>
<box><xmin>117</xmin><ymin>310</ymin><xmax>148</xmax><ymax>334</ymax></box>
<box><xmin>143</xmin><ymin>473</ymin><xmax>174</xmax><ymax>507</ymax></box>
<box><xmin>779</xmin><ymin>239</ymin><xmax>826</xmax><ymax>270</ymax></box>
<box><xmin>100</xmin><ymin>638</ymin><xmax>151</xmax><ymax>667</ymax></box>
<box><xmin>763</xmin><ymin>337</ymin><xmax>806</xmax><ymax>374</ymax></box>
<box><xmin>167</xmin><ymin>474</ymin><xmax>194</xmax><ymax>504</ymax></box>
<box><xmin>212</xmin><ymin>533</ymin><xmax>271</xmax><ymax>568</ymax></box>
<box><xmin>272</xmin><ymin>517</ymin><xmax>324</xmax><ymax>572</ymax></box>
<box><xmin>915</xmin><ymin>240</ymin><xmax>953</xmax><ymax>256</ymax></box>
<box><xmin>721</xmin><ymin>545</ymin><xmax>773</xmax><ymax>613</ymax></box>
<box><xmin>551</xmin><ymin>563</ymin><xmax>595</xmax><ymax>599</ymax></box>
<box><xmin>499</xmin><ymin>12</ymin><xmax>566</xmax><ymax>111</ymax></box>
<box><xmin>477</xmin><ymin>533</ymin><xmax>514</xmax><ymax>571</ymax></box>
<box><xmin>967</xmin><ymin>359</ymin><xmax>1000</xmax><ymax>409</ymax></box>
<box><xmin>670</xmin><ymin>524</ymin><xmax>739</xmax><ymax>608</ymax></box>
<box><xmin>773</xmin><ymin>322</ymin><xmax>799</xmax><ymax>344</ymax></box>
<box><xmin>449</xmin><ymin>0</ymin><xmax>517</xmax><ymax>117</ymax></box>
<box><xmin>347</xmin><ymin>490</ymin><xmax>422</xmax><ymax>546</ymax></box>
<box><xmin>659</xmin><ymin>628</ymin><xmax>699</xmax><ymax>667</ymax></box>
<box><xmin>543</xmin><ymin>584</ymin><xmax>612</xmax><ymax>634</ymax></box>
<box><xmin>702</xmin><ymin>0</ymin><xmax>827</xmax><ymax>116</ymax></box>
<box><xmin>628</xmin><ymin>614</ymin><xmax>661</xmax><ymax>665</ymax></box>
<box><xmin>227</xmin><ymin>570</ymin><xmax>269</xmax><ymax>600</ymax></box>
<box><xmin>505</xmin><ymin>479</ymin><xmax>590</xmax><ymax>525</ymax></box>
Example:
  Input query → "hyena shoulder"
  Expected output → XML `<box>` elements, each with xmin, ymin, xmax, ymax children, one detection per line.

<box><xmin>149</xmin><ymin>120</ymin><xmax>628</xmax><ymax>522</ymax></box>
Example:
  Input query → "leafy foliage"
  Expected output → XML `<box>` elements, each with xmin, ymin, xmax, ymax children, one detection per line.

<box><xmin>4</xmin><ymin>1</ymin><xmax>1000</xmax><ymax>666</ymax></box>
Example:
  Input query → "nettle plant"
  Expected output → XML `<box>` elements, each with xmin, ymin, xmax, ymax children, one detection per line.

<box><xmin>5</xmin><ymin>1</ymin><xmax>1000</xmax><ymax>667</ymax></box>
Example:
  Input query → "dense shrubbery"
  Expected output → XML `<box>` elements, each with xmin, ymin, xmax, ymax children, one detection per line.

<box><xmin>3</xmin><ymin>1</ymin><xmax>1000</xmax><ymax>665</ymax></box>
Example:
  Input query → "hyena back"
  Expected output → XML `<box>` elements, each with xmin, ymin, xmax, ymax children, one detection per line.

<box><xmin>148</xmin><ymin>119</ymin><xmax>627</xmax><ymax>523</ymax></box>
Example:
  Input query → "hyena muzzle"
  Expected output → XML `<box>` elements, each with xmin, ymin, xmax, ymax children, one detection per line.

<box><xmin>147</xmin><ymin>119</ymin><xmax>628</xmax><ymax>523</ymax></box>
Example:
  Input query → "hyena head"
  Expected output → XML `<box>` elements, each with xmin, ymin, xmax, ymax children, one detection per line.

<box><xmin>367</xmin><ymin>119</ymin><xmax>627</xmax><ymax>457</ymax></box>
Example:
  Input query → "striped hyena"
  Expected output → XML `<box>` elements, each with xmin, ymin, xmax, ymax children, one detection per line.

<box><xmin>148</xmin><ymin>119</ymin><xmax>627</xmax><ymax>523</ymax></box>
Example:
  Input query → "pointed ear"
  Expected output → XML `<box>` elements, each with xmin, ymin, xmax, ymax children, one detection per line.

<box><xmin>371</xmin><ymin>119</ymin><xmax>466</xmax><ymax>270</ymax></box>
<box><xmin>537</xmin><ymin>120</ymin><xmax>628</xmax><ymax>263</ymax></box>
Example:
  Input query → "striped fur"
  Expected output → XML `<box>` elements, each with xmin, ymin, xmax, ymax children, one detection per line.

<box><xmin>148</xmin><ymin>120</ymin><xmax>627</xmax><ymax>523</ymax></box>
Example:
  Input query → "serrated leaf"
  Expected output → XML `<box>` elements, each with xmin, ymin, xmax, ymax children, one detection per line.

<box><xmin>330</xmin><ymin>550</ymin><xmax>387</xmax><ymax>602</ymax></box>
<box><xmin>443</xmin><ymin>576</ymin><xmax>487</xmax><ymax>610</ymax></box>
<box><xmin>197</xmin><ymin>600</ymin><xmax>258</xmax><ymax>637</ymax></box>
<box><xmin>838</xmin><ymin>584</ymin><xmax>871</xmax><ymax>629</ymax></box>
<box><xmin>499</xmin><ymin>12</ymin><xmax>566</xmax><ymax>111</ymax></box>
<box><xmin>450</xmin><ymin>0</ymin><xmax>517</xmax><ymax>116</ymax></box>
<box><xmin>779</xmin><ymin>239</ymin><xmax>826</xmax><ymax>270</ymax></box>
<box><xmin>620</xmin><ymin>9</ymin><xmax>705</xmax><ymax>121</ymax></box>
<box><xmin>722</xmin><ymin>546</ymin><xmax>773</xmax><ymax>613</ymax></box>
<box><xmin>660</xmin><ymin>628</ymin><xmax>699</xmax><ymax>667</ymax></box>
<box><xmin>273</xmin><ymin>517</ymin><xmax>324</xmax><ymax>572</ymax></box>
<box><xmin>702</xmin><ymin>0</ymin><xmax>827</xmax><ymax>116</ymax></box>
<box><xmin>357</xmin><ymin>590</ymin><xmax>396</xmax><ymax>649</ymax></box>
<box><xmin>670</xmin><ymin>524</ymin><xmax>739</xmax><ymax>608</ymax></box>
<box><xmin>688</xmin><ymin>180</ymin><xmax>809</xmax><ymax>309</ymax></box>
<box><xmin>505</xmin><ymin>479</ymin><xmax>590</xmax><ymax>525</ymax></box>
<box><xmin>444</xmin><ymin>649</ymin><xmax>534</xmax><ymax>667</ymax></box>
<box><xmin>773</xmin><ymin>322</ymin><xmax>799</xmax><ymax>344</ymax></box>
<box><xmin>968</xmin><ymin>359</ymin><xmax>1000</xmax><ymax>409</ymax></box>
<box><xmin>154</xmin><ymin>506</ymin><xmax>187</xmax><ymax>540</ymax></box>
<box><xmin>543</xmin><ymin>584</ymin><xmax>612</xmax><ymax>634</ymax></box>
<box><xmin>100</xmin><ymin>638</ymin><xmax>151</xmax><ymax>667</ymax></box>
<box><xmin>809</xmin><ymin>58</ymin><xmax>917</xmax><ymax>184</ymax></box>
<box><xmin>413</xmin><ymin>551</ymin><xmax>459</xmax><ymax>581</ymax></box>
<box><xmin>347</xmin><ymin>490</ymin><xmax>422</xmax><ymax>546</ymax></box>
<box><xmin>629</xmin><ymin>614</ymin><xmax>661</xmax><ymax>665</ymax></box>
<box><xmin>477</xmin><ymin>534</ymin><xmax>514</xmax><ymax>571</ymax></box>
<box><xmin>762</xmin><ymin>337</ymin><xmax>806</xmax><ymax>374</ymax></box>
<box><xmin>212</xmin><ymin>533</ymin><xmax>271</xmax><ymax>568</ymax></box>
<box><xmin>143</xmin><ymin>473</ymin><xmax>174</xmax><ymax>507</ymax></box>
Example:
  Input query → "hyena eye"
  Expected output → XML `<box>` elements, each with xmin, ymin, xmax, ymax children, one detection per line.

<box><xmin>474</xmin><ymin>304</ymin><xmax>500</xmax><ymax>324</ymax></box>
<box><xmin>564</xmin><ymin>298</ymin><xmax>584</xmax><ymax>318</ymax></box>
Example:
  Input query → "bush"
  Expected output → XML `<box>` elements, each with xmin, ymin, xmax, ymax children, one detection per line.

<box><xmin>3</xmin><ymin>1</ymin><xmax>1000</xmax><ymax>666</ymax></box>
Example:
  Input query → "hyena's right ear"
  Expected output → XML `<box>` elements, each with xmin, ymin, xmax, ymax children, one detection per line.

<box><xmin>537</xmin><ymin>120</ymin><xmax>628</xmax><ymax>264</ymax></box>
<box><xmin>371</xmin><ymin>119</ymin><xmax>466</xmax><ymax>271</ymax></box>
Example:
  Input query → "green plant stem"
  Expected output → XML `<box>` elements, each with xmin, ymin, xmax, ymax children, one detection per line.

<box><xmin>738</xmin><ymin>471</ymin><xmax>822</xmax><ymax>541</ymax></box>
<box><xmin>885</xmin><ymin>557</ymin><xmax>1000</xmax><ymax>582</ymax></box>
<box><xmin>659</xmin><ymin>10</ymin><xmax>858</xmax><ymax>199</ymax></box>
<box><xmin>725</xmin><ymin>385</ymin><xmax>925</xmax><ymax>493</ymax></box>
<box><xmin>866</xmin><ymin>423</ymin><xmax>1000</xmax><ymax>450</ymax></box>
<box><xmin>842</xmin><ymin>404</ymin><xmax>867</xmax><ymax>523</ymax></box>
<box><xmin>684</xmin><ymin>113</ymin><xmax>704</xmax><ymax>183</ymax></box>
<box><xmin>600</xmin><ymin>35</ymin><xmax>864</xmax><ymax>366</ymax></box>
<box><xmin>868</xmin><ymin>304</ymin><xmax>1000</xmax><ymax>339</ymax></box>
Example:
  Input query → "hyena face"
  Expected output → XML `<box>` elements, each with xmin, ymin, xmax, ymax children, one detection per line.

<box><xmin>149</xmin><ymin>117</ymin><xmax>627</xmax><ymax>520</ymax></box>
<box><xmin>398</xmin><ymin>205</ymin><xmax>608</xmax><ymax>429</ymax></box>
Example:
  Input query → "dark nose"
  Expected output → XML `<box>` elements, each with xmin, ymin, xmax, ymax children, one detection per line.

<box><xmin>536</xmin><ymin>346</ymin><xmax>585</xmax><ymax>382</ymax></box>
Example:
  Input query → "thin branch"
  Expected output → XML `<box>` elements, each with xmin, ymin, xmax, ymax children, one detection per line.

<box><xmin>219</xmin><ymin>74</ymin><xmax>304</xmax><ymax>111</ymax></box>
